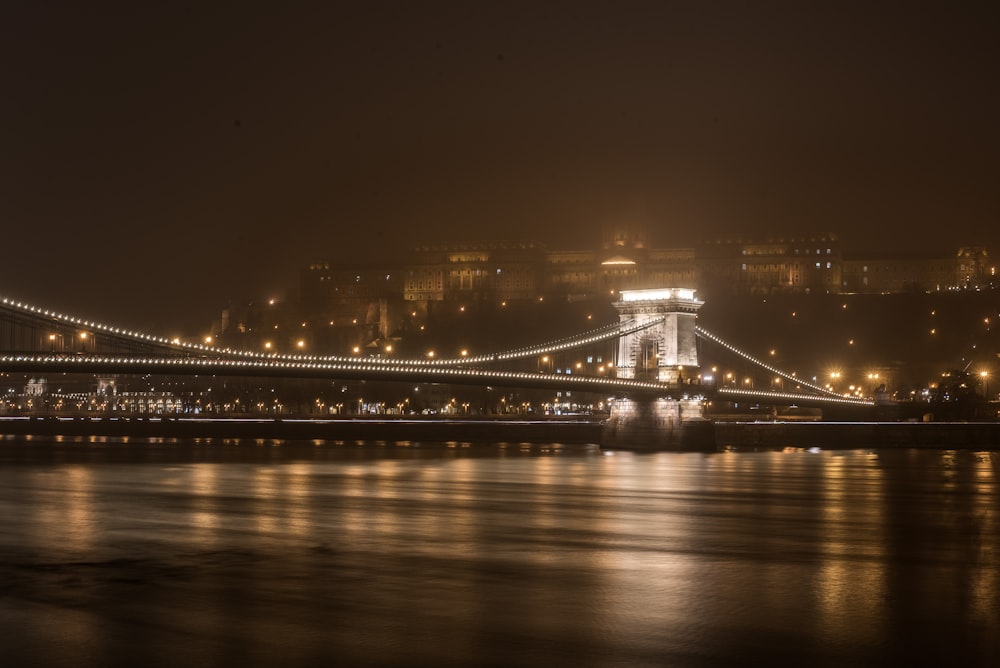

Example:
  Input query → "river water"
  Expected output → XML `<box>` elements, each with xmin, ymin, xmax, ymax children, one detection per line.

<box><xmin>0</xmin><ymin>436</ymin><xmax>997</xmax><ymax>667</ymax></box>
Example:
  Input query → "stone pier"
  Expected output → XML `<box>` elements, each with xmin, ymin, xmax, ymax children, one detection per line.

<box><xmin>602</xmin><ymin>397</ymin><xmax>714</xmax><ymax>450</ymax></box>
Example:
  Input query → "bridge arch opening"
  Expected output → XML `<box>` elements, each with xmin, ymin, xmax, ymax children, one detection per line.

<box><xmin>634</xmin><ymin>335</ymin><xmax>661</xmax><ymax>382</ymax></box>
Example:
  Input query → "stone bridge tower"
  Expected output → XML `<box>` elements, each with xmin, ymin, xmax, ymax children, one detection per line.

<box><xmin>613</xmin><ymin>288</ymin><xmax>703</xmax><ymax>384</ymax></box>
<box><xmin>605</xmin><ymin>288</ymin><xmax>711</xmax><ymax>450</ymax></box>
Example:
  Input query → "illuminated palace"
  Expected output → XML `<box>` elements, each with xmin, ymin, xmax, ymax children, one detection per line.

<box><xmin>305</xmin><ymin>229</ymin><xmax>992</xmax><ymax>303</ymax></box>
<box><xmin>218</xmin><ymin>230</ymin><xmax>994</xmax><ymax>352</ymax></box>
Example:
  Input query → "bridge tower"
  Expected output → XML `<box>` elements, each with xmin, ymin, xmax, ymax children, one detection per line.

<box><xmin>613</xmin><ymin>288</ymin><xmax>703</xmax><ymax>384</ymax></box>
<box><xmin>605</xmin><ymin>288</ymin><xmax>712</xmax><ymax>450</ymax></box>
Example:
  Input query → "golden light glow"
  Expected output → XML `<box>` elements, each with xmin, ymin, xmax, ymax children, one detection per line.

<box><xmin>619</xmin><ymin>288</ymin><xmax>697</xmax><ymax>302</ymax></box>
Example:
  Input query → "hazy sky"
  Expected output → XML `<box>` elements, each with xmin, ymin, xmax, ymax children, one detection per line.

<box><xmin>3</xmin><ymin>2</ymin><xmax>997</xmax><ymax>333</ymax></box>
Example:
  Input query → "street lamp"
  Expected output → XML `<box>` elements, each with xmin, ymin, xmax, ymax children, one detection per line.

<box><xmin>981</xmin><ymin>371</ymin><xmax>989</xmax><ymax>401</ymax></box>
<box><xmin>539</xmin><ymin>355</ymin><xmax>551</xmax><ymax>372</ymax></box>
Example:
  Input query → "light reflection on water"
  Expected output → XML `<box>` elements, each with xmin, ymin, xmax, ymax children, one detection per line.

<box><xmin>0</xmin><ymin>439</ymin><xmax>997</xmax><ymax>667</ymax></box>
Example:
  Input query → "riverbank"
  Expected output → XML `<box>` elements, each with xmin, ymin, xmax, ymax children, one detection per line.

<box><xmin>714</xmin><ymin>420</ymin><xmax>1000</xmax><ymax>448</ymax></box>
<box><xmin>5</xmin><ymin>416</ymin><xmax>1000</xmax><ymax>450</ymax></box>
<box><xmin>0</xmin><ymin>415</ymin><xmax>605</xmax><ymax>444</ymax></box>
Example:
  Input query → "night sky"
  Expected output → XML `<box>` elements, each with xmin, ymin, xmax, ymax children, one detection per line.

<box><xmin>3</xmin><ymin>2</ymin><xmax>997</xmax><ymax>333</ymax></box>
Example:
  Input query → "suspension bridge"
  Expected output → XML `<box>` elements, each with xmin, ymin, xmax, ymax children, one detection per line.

<box><xmin>0</xmin><ymin>288</ymin><xmax>875</xmax><ymax>401</ymax></box>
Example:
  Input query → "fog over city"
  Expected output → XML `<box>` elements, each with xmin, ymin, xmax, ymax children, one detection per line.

<box><xmin>3</xmin><ymin>3</ymin><xmax>997</xmax><ymax>332</ymax></box>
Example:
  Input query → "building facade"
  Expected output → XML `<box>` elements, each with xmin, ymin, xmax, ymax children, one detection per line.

<box><xmin>213</xmin><ymin>232</ymin><xmax>994</xmax><ymax>354</ymax></box>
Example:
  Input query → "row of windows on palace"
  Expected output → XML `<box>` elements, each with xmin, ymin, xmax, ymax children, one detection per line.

<box><xmin>301</xmin><ymin>244</ymin><xmax>993</xmax><ymax>305</ymax></box>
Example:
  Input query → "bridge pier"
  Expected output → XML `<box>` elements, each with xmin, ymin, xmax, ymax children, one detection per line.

<box><xmin>602</xmin><ymin>397</ymin><xmax>715</xmax><ymax>450</ymax></box>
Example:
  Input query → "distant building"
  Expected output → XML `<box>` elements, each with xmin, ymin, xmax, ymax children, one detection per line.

<box><xmin>25</xmin><ymin>377</ymin><xmax>48</xmax><ymax>396</ymax></box>
<box><xmin>696</xmin><ymin>233</ymin><xmax>842</xmax><ymax>296</ymax></box>
<box><xmin>842</xmin><ymin>246</ymin><xmax>994</xmax><ymax>293</ymax></box>
<box><xmin>402</xmin><ymin>242</ymin><xmax>546</xmax><ymax>302</ymax></box>
<box><xmin>213</xmin><ymin>230</ymin><xmax>994</xmax><ymax>354</ymax></box>
<box><xmin>301</xmin><ymin>262</ymin><xmax>401</xmax><ymax>316</ymax></box>
<box><xmin>547</xmin><ymin>227</ymin><xmax>696</xmax><ymax>297</ymax></box>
